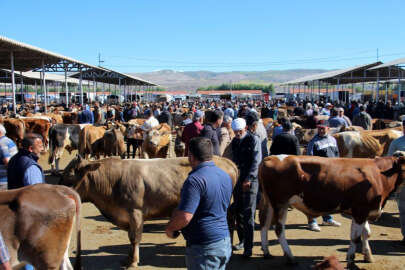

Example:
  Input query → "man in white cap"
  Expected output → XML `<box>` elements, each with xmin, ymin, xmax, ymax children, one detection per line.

<box><xmin>320</xmin><ymin>103</ymin><xmax>333</xmax><ymax>116</ymax></box>
<box><xmin>230</xmin><ymin>118</ymin><xmax>262</xmax><ymax>258</ymax></box>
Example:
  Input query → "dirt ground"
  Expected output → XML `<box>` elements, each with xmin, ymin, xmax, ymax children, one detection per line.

<box><xmin>39</xmin><ymin>150</ymin><xmax>405</xmax><ymax>270</ymax></box>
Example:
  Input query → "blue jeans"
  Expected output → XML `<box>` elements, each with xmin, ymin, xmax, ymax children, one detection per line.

<box><xmin>185</xmin><ymin>237</ymin><xmax>231</xmax><ymax>270</ymax></box>
<box><xmin>308</xmin><ymin>215</ymin><xmax>333</xmax><ymax>224</ymax></box>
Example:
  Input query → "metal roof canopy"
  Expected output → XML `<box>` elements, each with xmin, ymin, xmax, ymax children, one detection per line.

<box><xmin>282</xmin><ymin>62</ymin><xmax>385</xmax><ymax>85</ymax></box>
<box><xmin>0</xmin><ymin>35</ymin><xmax>111</xmax><ymax>111</ymax></box>
<box><xmin>69</xmin><ymin>67</ymin><xmax>157</xmax><ymax>86</ymax></box>
<box><xmin>0</xmin><ymin>35</ymin><xmax>105</xmax><ymax>72</ymax></box>
<box><xmin>368</xmin><ymin>57</ymin><xmax>405</xmax><ymax>70</ymax></box>
<box><xmin>0</xmin><ymin>69</ymin><xmax>82</xmax><ymax>85</ymax></box>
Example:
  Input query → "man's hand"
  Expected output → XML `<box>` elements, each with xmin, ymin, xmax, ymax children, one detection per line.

<box><xmin>242</xmin><ymin>181</ymin><xmax>251</xmax><ymax>192</ymax></box>
<box><xmin>165</xmin><ymin>228</ymin><xmax>179</xmax><ymax>239</ymax></box>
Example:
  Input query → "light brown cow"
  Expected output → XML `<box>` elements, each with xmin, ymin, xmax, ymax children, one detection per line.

<box><xmin>60</xmin><ymin>155</ymin><xmax>238</xmax><ymax>269</ymax></box>
<box><xmin>333</xmin><ymin>128</ymin><xmax>402</xmax><ymax>158</ymax></box>
<box><xmin>79</xmin><ymin>125</ymin><xmax>106</xmax><ymax>159</ymax></box>
<box><xmin>103</xmin><ymin>126</ymin><xmax>126</xmax><ymax>157</ymax></box>
<box><xmin>0</xmin><ymin>184</ymin><xmax>81</xmax><ymax>270</ymax></box>
<box><xmin>259</xmin><ymin>155</ymin><xmax>405</xmax><ymax>267</ymax></box>
<box><xmin>141</xmin><ymin>123</ymin><xmax>172</xmax><ymax>158</ymax></box>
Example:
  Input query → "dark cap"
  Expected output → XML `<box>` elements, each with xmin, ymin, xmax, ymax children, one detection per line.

<box><xmin>245</xmin><ymin>112</ymin><xmax>259</xmax><ymax>126</ymax></box>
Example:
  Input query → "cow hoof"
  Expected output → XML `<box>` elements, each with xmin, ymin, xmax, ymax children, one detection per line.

<box><xmin>364</xmin><ymin>253</ymin><xmax>375</xmax><ymax>263</ymax></box>
<box><xmin>263</xmin><ymin>253</ymin><xmax>274</xmax><ymax>260</ymax></box>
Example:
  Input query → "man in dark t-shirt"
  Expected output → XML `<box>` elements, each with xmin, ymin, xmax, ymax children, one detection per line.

<box><xmin>166</xmin><ymin>137</ymin><xmax>233</xmax><ymax>270</ymax></box>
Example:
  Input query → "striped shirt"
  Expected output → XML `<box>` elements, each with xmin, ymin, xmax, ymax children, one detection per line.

<box><xmin>0</xmin><ymin>232</ymin><xmax>10</xmax><ymax>265</ymax></box>
<box><xmin>0</xmin><ymin>136</ymin><xmax>18</xmax><ymax>183</ymax></box>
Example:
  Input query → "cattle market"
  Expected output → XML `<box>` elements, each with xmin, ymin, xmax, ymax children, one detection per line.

<box><xmin>0</xmin><ymin>34</ymin><xmax>405</xmax><ymax>270</ymax></box>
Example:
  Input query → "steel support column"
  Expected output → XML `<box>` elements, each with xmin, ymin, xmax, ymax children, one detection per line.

<box><xmin>79</xmin><ymin>69</ymin><xmax>83</xmax><ymax>105</ymax></box>
<box><xmin>65</xmin><ymin>68</ymin><xmax>69</xmax><ymax>107</ymax></box>
<box><xmin>42</xmin><ymin>58</ymin><xmax>47</xmax><ymax>113</ymax></box>
<box><xmin>10</xmin><ymin>52</ymin><xmax>16</xmax><ymax>114</ymax></box>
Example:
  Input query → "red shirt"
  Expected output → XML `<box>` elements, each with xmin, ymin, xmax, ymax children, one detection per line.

<box><xmin>182</xmin><ymin>121</ymin><xmax>204</xmax><ymax>155</ymax></box>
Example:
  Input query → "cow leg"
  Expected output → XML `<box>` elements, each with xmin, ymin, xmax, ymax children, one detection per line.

<box><xmin>127</xmin><ymin>209</ymin><xmax>144</xmax><ymax>269</ymax></box>
<box><xmin>274</xmin><ymin>205</ymin><xmax>295</xmax><ymax>264</ymax></box>
<box><xmin>347</xmin><ymin>219</ymin><xmax>364</xmax><ymax>267</ymax></box>
<box><xmin>361</xmin><ymin>221</ymin><xmax>374</xmax><ymax>263</ymax></box>
<box><xmin>259</xmin><ymin>198</ymin><xmax>274</xmax><ymax>259</ymax></box>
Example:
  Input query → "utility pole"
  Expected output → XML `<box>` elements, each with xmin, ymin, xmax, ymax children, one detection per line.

<box><xmin>98</xmin><ymin>53</ymin><xmax>105</xmax><ymax>67</ymax></box>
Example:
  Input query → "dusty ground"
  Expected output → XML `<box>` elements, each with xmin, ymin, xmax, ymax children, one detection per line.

<box><xmin>39</xmin><ymin>150</ymin><xmax>405</xmax><ymax>270</ymax></box>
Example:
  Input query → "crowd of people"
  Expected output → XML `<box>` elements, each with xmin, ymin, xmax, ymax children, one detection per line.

<box><xmin>0</xmin><ymin>96</ymin><xmax>405</xmax><ymax>269</ymax></box>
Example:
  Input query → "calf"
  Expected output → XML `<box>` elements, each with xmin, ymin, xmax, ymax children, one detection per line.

<box><xmin>141</xmin><ymin>123</ymin><xmax>172</xmax><ymax>158</ymax></box>
<box><xmin>79</xmin><ymin>125</ymin><xmax>106</xmax><ymax>159</ymax></box>
<box><xmin>0</xmin><ymin>184</ymin><xmax>81</xmax><ymax>270</ymax></box>
<box><xmin>104</xmin><ymin>126</ymin><xmax>126</xmax><ymax>157</ymax></box>
<box><xmin>259</xmin><ymin>155</ymin><xmax>405</xmax><ymax>267</ymax></box>
<box><xmin>48</xmin><ymin>124</ymin><xmax>86</xmax><ymax>174</ymax></box>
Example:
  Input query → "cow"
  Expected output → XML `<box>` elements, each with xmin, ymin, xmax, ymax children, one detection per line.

<box><xmin>333</xmin><ymin>129</ymin><xmax>402</xmax><ymax>158</ymax></box>
<box><xmin>258</xmin><ymin>155</ymin><xmax>405</xmax><ymax>267</ymax></box>
<box><xmin>62</xmin><ymin>112</ymin><xmax>79</xmax><ymax>124</ymax></box>
<box><xmin>103</xmin><ymin>126</ymin><xmax>126</xmax><ymax>157</ymax></box>
<box><xmin>0</xmin><ymin>184</ymin><xmax>81</xmax><ymax>270</ymax></box>
<box><xmin>0</xmin><ymin>118</ymin><xmax>25</xmax><ymax>144</ymax></box>
<box><xmin>60</xmin><ymin>155</ymin><xmax>238</xmax><ymax>269</ymax></box>
<box><xmin>141</xmin><ymin>123</ymin><xmax>172</xmax><ymax>159</ymax></box>
<box><xmin>174</xmin><ymin>126</ymin><xmax>185</xmax><ymax>157</ymax></box>
<box><xmin>315</xmin><ymin>256</ymin><xmax>344</xmax><ymax>270</ymax></box>
<box><xmin>79</xmin><ymin>125</ymin><xmax>106</xmax><ymax>159</ymax></box>
<box><xmin>124</xmin><ymin>123</ymin><xmax>144</xmax><ymax>159</ymax></box>
<box><xmin>48</xmin><ymin>124</ymin><xmax>88</xmax><ymax>174</ymax></box>
<box><xmin>21</xmin><ymin>118</ymin><xmax>51</xmax><ymax>148</ymax></box>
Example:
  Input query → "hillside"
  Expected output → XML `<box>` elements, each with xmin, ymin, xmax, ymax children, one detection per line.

<box><xmin>131</xmin><ymin>69</ymin><xmax>329</xmax><ymax>92</ymax></box>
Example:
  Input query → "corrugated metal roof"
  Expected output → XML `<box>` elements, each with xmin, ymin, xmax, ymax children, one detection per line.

<box><xmin>368</xmin><ymin>57</ymin><xmax>405</xmax><ymax>70</ymax></box>
<box><xmin>197</xmin><ymin>90</ymin><xmax>262</xmax><ymax>95</ymax></box>
<box><xmin>281</xmin><ymin>62</ymin><xmax>382</xmax><ymax>85</ymax></box>
<box><xmin>0</xmin><ymin>35</ymin><xmax>107</xmax><ymax>72</ymax></box>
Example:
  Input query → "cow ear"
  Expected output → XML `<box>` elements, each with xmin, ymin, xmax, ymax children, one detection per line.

<box><xmin>84</xmin><ymin>163</ymin><xmax>100</xmax><ymax>172</ymax></box>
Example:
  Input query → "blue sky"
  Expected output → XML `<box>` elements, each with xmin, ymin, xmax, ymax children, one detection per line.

<box><xmin>1</xmin><ymin>0</ymin><xmax>404</xmax><ymax>73</ymax></box>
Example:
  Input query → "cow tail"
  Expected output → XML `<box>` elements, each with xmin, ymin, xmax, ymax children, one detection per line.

<box><xmin>70</xmin><ymin>190</ymin><xmax>82</xmax><ymax>270</ymax></box>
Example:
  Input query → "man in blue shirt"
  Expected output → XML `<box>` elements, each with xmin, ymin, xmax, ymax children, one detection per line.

<box><xmin>0</xmin><ymin>124</ymin><xmax>18</xmax><ymax>190</ymax></box>
<box><xmin>166</xmin><ymin>137</ymin><xmax>233</xmax><ymax>270</ymax></box>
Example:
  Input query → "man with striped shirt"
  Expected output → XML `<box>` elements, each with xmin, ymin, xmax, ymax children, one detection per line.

<box><xmin>0</xmin><ymin>124</ymin><xmax>18</xmax><ymax>190</ymax></box>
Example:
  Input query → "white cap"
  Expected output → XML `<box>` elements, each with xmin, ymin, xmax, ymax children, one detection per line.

<box><xmin>231</xmin><ymin>118</ymin><xmax>247</xmax><ymax>131</ymax></box>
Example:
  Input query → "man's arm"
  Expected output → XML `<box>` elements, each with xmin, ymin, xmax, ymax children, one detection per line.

<box><xmin>165</xmin><ymin>210</ymin><xmax>193</xmax><ymax>238</ymax></box>
<box><xmin>23</xmin><ymin>165</ymin><xmax>43</xmax><ymax>186</ymax></box>
<box><xmin>387</xmin><ymin>140</ymin><xmax>397</xmax><ymax>156</ymax></box>
<box><xmin>245</xmin><ymin>136</ymin><xmax>262</xmax><ymax>187</ymax></box>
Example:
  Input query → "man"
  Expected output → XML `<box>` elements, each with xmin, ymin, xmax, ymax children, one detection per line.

<box><xmin>328</xmin><ymin>108</ymin><xmax>348</xmax><ymax>128</ymax></box>
<box><xmin>224</xmin><ymin>102</ymin><xmax>235</xmax><ymax>119</ymax></box>
<box><xmin>245</xmin><ymin>112</ymin><xmax>268</xmax><ymax>159</ymax></box>
<box><xmin>270</xmin><ymin>120</ymin><xmax>300</xmax><ymax>155</ymax></box>
<box><xmin>7</xmin><ymin>133</ymin><xmax>44</xmax><ymax>270</ymax></box>
<box><xmin>320</xmin><ymin>103</ymin><xmax>332</xmax><ymax>116</ymax></box>
<box><xmin>337</xmin><ymin>107</ymin><xmax>352</xmax><ymax>126</ymax></box>
<box><xmin>182</xmin><ymin>110</ymin><xmax>204</xmax><ymax>156</ymax></box>
<box><xmin>0</xmin><ymin>124</ymin><xmax>18</xmax><ymax>190</ymax></box>
<box><xmin>230</xmin><ymin>118</ymin><xmax>262</xmax><ymax>257</ymax></box>
<box><xmin>7</xmin><ymin>134</ymin><xmax>44</xmax><ymax>190</ymax></box>
<box><xmin>306</xmin><ymin>122</ymin><xmax>341</xmax><ymax>231</ymax></box>
<box><xmin>387</xmin><ymin>119</ymin><xmax>405</xmax><ymax>246</ymax></box>
<box><xmin>218</xmin><ymin>115</ymin><xmax>234</xmax><ymax>156</ymax></box>
<box><xmin>200</xmin><ymin>110</ymin><xmax>223</xmax><ymax>156</ymax></box>
<box><xmin>0</xmin><ymin>233</ymin><xmax>11</xmax><ymax>270</ymax></box>
<box><xmin>165</xmin><ymin>137</ymin><xmax>233</xmax><ymax>270</ymax></box>
<box><xmin>78</xmin><ymin>104</ymin><xmax>94</xmax><ymax>124</ymax></box>
<box><xmin>352</xmin><ymin>105</ymin><xmax>372</xmax><ymax>130</ymax></box>
<box><xmin>293</xmin><ymin>102</ymin><xmax>305</xmax><ymax>116</ymax></box>
<box><xmin>140</xmin><ymin>110</ymin><xmax>160</xmax><ymax>137</ymax></box>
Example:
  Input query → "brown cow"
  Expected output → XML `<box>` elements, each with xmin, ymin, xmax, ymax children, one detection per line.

<box><xmin>60</xmin><ymin>155</ymin><xmax>238</xmax><ymax>269</ymax></box>
<box><xmin>124</xmin><ymin>123</ymin><xmax>144</xmax><ymax>159</ymax></box>
<box><xmin>21</xmin><ymin>118</ymin><xmax>51</xmax><ymax>148</ymax></box>
<box><xmin>79</xmin><ymin>125</ymin><xmax>106</xmax><ymax>159</ymax></box>
<box><xmin>259</xmin><ymin>155</ymin><xmax>405</xmax><ymax>267</ymax></box>
<box><xmin>0</xmin><ymin>184</ymin><xmax>81</xmax><ymax>270</ymax></box>
<box><xmin>0</xmin><ymin>118</ymin><xmax>25</xmax><ymax>144</ymax></box>
<box><xmin>62</xmin><ymin>112</ymin><xmax>79</xmax><ymax>124</ymax></box>
<box><xmin>141</xmin><ymin>123</ymin><xmax>172</xmax><ymax>158</ymax></box>
<box><xmin>174</xmin><ymin>126</ymin><xmax>185</xmax><ymax>157</ymax></box>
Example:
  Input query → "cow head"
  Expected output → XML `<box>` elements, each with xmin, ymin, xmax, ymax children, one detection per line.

<box><xmin>59</xmin><ymin>154</ymin><xmax>100</xmax><ymax>200</ymax></box>
<box><xmin>111</xmin><ymin>127</ymin><xmax>126</xmax><ymax>157</ymax></box>
<box><xmin>146</xmin><ymin>129</ymin><xmax>162</xmax><ymax>149</ymax></box>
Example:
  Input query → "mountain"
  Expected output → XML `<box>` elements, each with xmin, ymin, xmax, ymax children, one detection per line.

<box><xmin>130</xmin><ymin>69</ymin><xmax>329</xmax><ymax>92</ymax></box>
